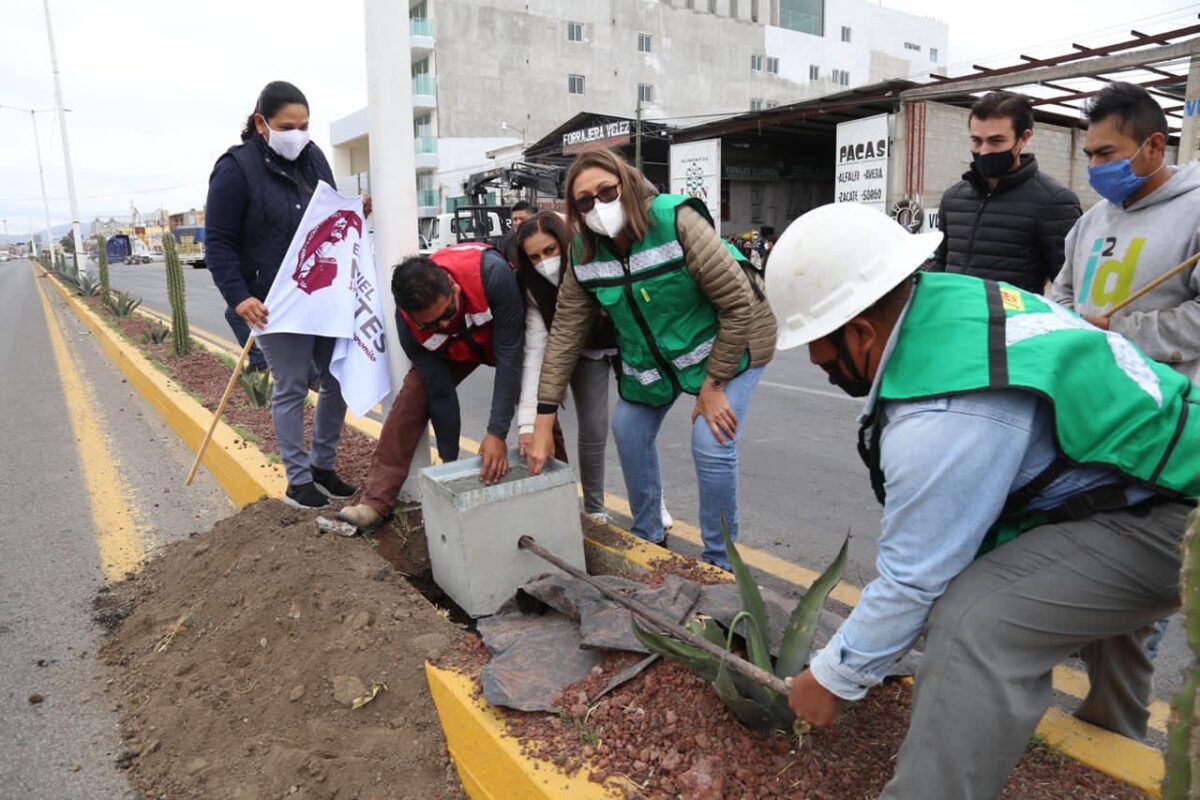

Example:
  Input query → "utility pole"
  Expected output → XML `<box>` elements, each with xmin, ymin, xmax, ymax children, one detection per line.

<box><xmin>30</xmin><ymin>109</ymin><xmax>55</xmax><ymax>267</ymax></box>
<box><xmin>364</xmin><ymin>0</ymin><xmax>425</xmax><ymax>498</ymax></box>
<box><xmin>635</xmin><ymin>98</ymin><xmax>644</xmax><ymax>171</ymax></box>
<box><xmin>43</xmin><ymin>0</ymin><xmax>85</xmax><ymax>275</ymax></box>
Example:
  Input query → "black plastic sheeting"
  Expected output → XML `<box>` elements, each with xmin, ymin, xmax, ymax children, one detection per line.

<box><xmin>477</xmin><ymin>572</ymin><xmax>921</xmax><ymax>713</ymax></box>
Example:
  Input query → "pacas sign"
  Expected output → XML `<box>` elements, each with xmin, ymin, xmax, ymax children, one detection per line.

<box><xmin>834</xmin><ymin>114</ymin><xmax>893</xmax><ymax>212</ymax></box>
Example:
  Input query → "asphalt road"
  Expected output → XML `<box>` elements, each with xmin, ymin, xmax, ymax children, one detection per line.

<box><xmin>1</xmin><ymin>260</ymin><xmax>232</xmax><ymax>798</ymax></box>
<box><xmin>104</xmin><ymin>258</ymin><xmax>1190</xmax><ymax>720</ymax></box>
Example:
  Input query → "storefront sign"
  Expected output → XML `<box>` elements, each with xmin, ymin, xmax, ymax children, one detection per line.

<box><xmin>723</xmin><ymin>165</ymin><xmax>782</xmax><ymax>182</ymax></box>
<box><xmin>834</xmin><ymin>114</ymin><xmax>892</xmax><ymax>212</ymax></box>
<box><xmin>669</xmin><ymin>138</ymin><xmax>722</xmax><ymax>224</ymax></box>
<box><xmin>562</xmin><ymin>120</ymin><xmax>632</xmax><ymax>154</ymax></box>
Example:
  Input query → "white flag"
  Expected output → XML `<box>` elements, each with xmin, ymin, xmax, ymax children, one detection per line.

<box><xmin>259</xmin><ymin>181</ymin><xmax>392</xmax><ymax>416</ymax></box>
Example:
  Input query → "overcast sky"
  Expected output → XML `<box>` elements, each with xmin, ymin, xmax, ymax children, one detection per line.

<box><xmin>0</xmin><ymin>0</ymin><xmax>1196</xmax><ymax>236</ymax></box>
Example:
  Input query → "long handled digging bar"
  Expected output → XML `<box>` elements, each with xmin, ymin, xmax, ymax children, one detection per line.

<box><xmin>517</xmin><ymin>535</ymin><xmax>791</xmax><ymax>697</ymax></box>
<box><xmin>185</xmin><ymin>335</ymin><xmax>256</xmax><ymax>486</ymax></box>
<box><xmin>1102</xmin><ymin>250</ymin><xmax>1200</xmax><ymax>320</ymax></box>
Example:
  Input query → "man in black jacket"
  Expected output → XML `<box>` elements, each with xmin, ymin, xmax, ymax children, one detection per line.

<box><xmin>928</xmin><ymin>91</ymin><xmax>1081</xmax><ymax>294</ymax></box>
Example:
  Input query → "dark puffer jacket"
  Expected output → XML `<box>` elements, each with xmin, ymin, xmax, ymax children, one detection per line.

<box><xmin>205</xmin><ymin>134</ymin><xmax>335</xmax><ymax>309</ymax></box>
<box><xmin>928</xmin><ymin>154</ymin><xmax>1081</xmax><ymax>294</ymax></box>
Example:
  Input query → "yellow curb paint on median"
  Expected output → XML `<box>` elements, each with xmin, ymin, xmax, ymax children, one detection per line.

<box><xmin>39</xmin><ymin>267</ymin><xmax>285</xmax><ymax>506</ymax></box>
<box><xmin>85</xmin><ymin>278</ymin><xmax>1167</xmax><ymax>794</ymax></box>
<box><xmin>33</xmin><ymin>271</ymin><xmax>146</xmax><ymax>582</ymax></box>
<box><xmin>425</xmin><ymin>664</ymin><xmax>618</xmax><ymax>800</ymax></box>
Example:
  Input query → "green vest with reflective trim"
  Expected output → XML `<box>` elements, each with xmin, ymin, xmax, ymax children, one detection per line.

<box><xmin>571</xmin><ymin>194</ymin><xmax>751</xmax><ymax>407</ymax></box>
<box><xmin>861</xmin><ymin>272</ymin><xmax>1199</xmax><ymax>555</ymax></box>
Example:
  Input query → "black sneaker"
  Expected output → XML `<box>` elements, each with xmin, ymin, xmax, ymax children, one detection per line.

<box><xmin>284</xmin><ymin>482</ymin><xmax>330</xmax><ymax>509</ymax></box>
<box><xmin>312</xmin><ymin>468</ymin><xmax>357</xmax><ymax>500</ymax></box>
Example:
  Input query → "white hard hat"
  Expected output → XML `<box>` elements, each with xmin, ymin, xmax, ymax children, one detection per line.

<box><xmin>766</xmin><ymin>203</ymin><xmax>943</xmax><ymax>350</ymax></box>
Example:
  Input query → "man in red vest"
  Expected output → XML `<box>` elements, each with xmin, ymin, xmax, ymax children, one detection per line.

<box><xmin>337</xmin><ymin>243</ymin><xmax>525</xmax><ymax>530</ymax></box>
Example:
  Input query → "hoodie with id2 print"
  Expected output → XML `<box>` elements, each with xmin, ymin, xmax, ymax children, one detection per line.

<box><xmin>1052</xmin><ymin>161</ymin><xmax>1200</xmax><ymax>383</ymax></box>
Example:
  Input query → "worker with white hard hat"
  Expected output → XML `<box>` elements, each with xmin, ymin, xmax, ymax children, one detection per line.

<box><xmin>770</xmin><ymin>202</ymin><xmax>1197</xmax><ymax>799</ymax></box>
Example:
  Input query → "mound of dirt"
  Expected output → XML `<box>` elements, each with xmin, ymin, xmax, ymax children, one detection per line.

<box><xmin>98</xmin><ymin>500</ymin><xmax>467</xmax><ymax>800</ymax></box>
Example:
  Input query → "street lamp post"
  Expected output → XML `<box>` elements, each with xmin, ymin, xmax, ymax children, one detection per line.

<box><xmin>42</xmin><ymin>0</ymin><xmax>85</xmax><ymax>275</ymax></box>
<box><xmin>1</xmin><ymin>105</ymin><xmax>57</xmax><ymax>266</ymax></box>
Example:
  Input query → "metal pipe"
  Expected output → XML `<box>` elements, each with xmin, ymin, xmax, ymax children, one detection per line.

<box><xmin>517</xmin><ymin>535</ymin><xmax>791</xmax><ymax>697</ymax></box>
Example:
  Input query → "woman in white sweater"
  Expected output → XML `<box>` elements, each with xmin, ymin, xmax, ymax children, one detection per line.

<box><xmin>513</xmin><ymin>212</ymin><xmax>617</xmax><ymax>520</ymax></box>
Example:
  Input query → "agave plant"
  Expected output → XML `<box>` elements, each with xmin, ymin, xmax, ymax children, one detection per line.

<box><xmin>104</xmin><ymin>290</ymin><xmax>142</xmax><ymax>318</ymax></box>
<box><xmin>238</xmin><ymin>369</ymin><xmax>273</xmax><ymax>408</ymax></box>
<box><xmin>633</xmin><ymin>522</ymin><xmax>848</xmax><ymax>731</ymax></box>
<box><xmin>142</xmin><ymin>321</ymin><xmax>170</xmax><ymax>345</ymax></box>
<box><xmin>76</xmin><ymin>273</ymin><xmax>101</xmax><ymax>297</ymax></box>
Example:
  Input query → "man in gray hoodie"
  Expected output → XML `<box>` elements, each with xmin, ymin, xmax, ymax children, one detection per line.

<box><xmin>1052</xmin><ymin>82</ymin><xmax>1200</xmax><ymax>384</ymax></box>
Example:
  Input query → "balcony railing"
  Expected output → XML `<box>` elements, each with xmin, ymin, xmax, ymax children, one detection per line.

<box><xmin>414</xmin><ymin>135</ymin><xmax>437</xmax><ymax>154</ymax></box>
<box><xmin>412</xmin><ymin>76</ymin><xmax>436</xmax><ymax>96</ymax></box>
<box><xmin>410</xmin><ymin>17</ymin><xmax>434</xmax><ymax>37</ymax></box>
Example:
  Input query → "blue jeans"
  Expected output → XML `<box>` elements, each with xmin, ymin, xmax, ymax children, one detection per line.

<box><xmin>611</xmin><ymin>366</ymin><xmax>763</xmax><ymax>570</ymax></box>
<box><xmin>224</xmin><ymin>305</ymin><xmax>268</xmax><ymax>369</ymax></box>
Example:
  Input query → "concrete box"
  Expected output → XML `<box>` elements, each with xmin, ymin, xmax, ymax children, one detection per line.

<box><xmin>419</xmin><ymin>450</ymin><xmax>585</xmax><ymax>618</ymax></box>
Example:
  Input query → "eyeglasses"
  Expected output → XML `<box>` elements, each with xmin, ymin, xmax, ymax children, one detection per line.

<box><xmin>574</xmin><ymin>184</ymin><xmax>620</xmax><ymax>213</ymax></box>
<box><xmin>415</xmin><ymin>297</ymin><xmax>457</xmax><ymax>331</ymax></box>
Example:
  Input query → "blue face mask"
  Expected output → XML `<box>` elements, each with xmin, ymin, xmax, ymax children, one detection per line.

<box><xmin>1088</xmin><ymin>139</ymin><xmax>1163</xmax><ymax>205</ymax></box>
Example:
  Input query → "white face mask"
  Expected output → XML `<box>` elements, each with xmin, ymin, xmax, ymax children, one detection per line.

<box><xmin>533</xmin><ymin>255</ymin><xmax>562</xmax><ymax>285</ymax></box>
<box><xmin>263</xmin><ymin>120</ymin><xmax>310</xmax><ymax>161</ymax></box>
<box><xmin>585</xmin><ymin>198</ymin><xmax>627</xmax><ymax>238</ymax></box>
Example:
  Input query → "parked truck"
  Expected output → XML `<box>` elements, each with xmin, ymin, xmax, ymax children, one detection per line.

<box><xmin>173</xmin><ymin>225</ymin><xmax>206</xmax><ymax>268</ymax></box>
<box><xmin>106</xmin><ymin>233</ymin><xmax>154</xmax><ymax>265</ymax></box>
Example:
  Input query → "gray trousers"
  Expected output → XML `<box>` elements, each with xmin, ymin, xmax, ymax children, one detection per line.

<box><xmin>881</xmin><ymin>501</ymin><xmax>1191</xmax><ymax>800</ymax></box>
<box><xmin>568</xmin><ymin>356</ymin><xmax>612</xmax><ymax>515</ymax></box>
<box><xmin>256</xmin><ymin>333</ymin><xmax>347</xmax><ymax>486</ymax></box>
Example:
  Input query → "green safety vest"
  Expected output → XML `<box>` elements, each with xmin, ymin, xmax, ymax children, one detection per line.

<box><xmin>571</xmin><ymin>194</ymin><xmax>751</xmax><ymax>407</ymax></box>
<box><xmin>860</xmin><ymin>272</ymin><xmax>1199</xmax><ymax>555</ymax></box>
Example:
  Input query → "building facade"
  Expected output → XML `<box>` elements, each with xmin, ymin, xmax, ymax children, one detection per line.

<box><xmin>331</xmin><ymin>0</ymin><xmax>948</xmax><ymax>218</ymax></box>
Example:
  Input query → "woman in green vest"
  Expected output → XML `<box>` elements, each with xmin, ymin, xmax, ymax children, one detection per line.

<box><xmin>524</xmin><ymin>149</ymin><xmax>776</xmax><ymax>569</ymax></box>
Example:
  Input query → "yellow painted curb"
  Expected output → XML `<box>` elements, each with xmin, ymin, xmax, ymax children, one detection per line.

<box><xmin>425</xmin><ymin>664</ymin><xmax>618</xmax><ymax>799</ymax></box>
<box><xmin>1038</xmin><ymin>707</ymin><xmax>1163</xmax><ymax>798</ymax></box>
<box><xmin>53</xmin><ymin>266</ymin><xmax>1165</xmax><ymax>797</ymax></box>
<box><xmin>38</xmin><ymin>268</ymin><xmax>285</xmax><ymax>506</ymax></box>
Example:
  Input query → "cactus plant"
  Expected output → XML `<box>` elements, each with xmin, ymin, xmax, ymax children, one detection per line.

<box><xmin>76</xmin><ymin>273</ymin><xmax>100</xmax><ymax>297</ymax></box>
<box><xmin>142</xmin><ymin>320</ymin><xmax>170</xmax><ymax>345</ymax></box>
<box><xmin>1164</xmin><ymin>507</ymin><xmax>1200</xmax><ymax>799</ymax></box>
<box><xmin>96</xmin><ymin>234</ymin><xmax>110</xmax><ymax>303</ymax></box>
<box><xmin>633</xmin><ymin>521</ymin><xmax>849</xmax><ymax>731</ymax></box>
<box><xmin>162</xmin><ymin>232</ymin><xmax>191</xmax><ymax>356</ymax></box>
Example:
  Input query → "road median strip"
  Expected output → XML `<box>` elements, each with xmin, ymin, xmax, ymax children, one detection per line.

<box><xmin>50</xmin><ymin>264</ymin><xmax>1165</xmax><ymax>797</ymax></box>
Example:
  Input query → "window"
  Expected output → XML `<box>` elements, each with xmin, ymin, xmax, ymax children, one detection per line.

<box><xmin>766</xmin><ymin>57</ymin><xmax>779</xmax><ymax>75</ymax></box>
<box><xmin>841</xmin><ymin>26</ymin><xmax>852</xmax><ymax>43</ymax></box>
<box><xmin>765</xmin><ymin>100</ymin><xmax>779</xmax><ymax>109</ymax></box>
<box><xmin>930</xmin><ymin>47</ymin><xmax>939</xmax><ymax>63</ymax></box>
<box><xmin>568</xmin><ymin>74</ymin><xmax>585</xmax><ymax>95</ymax></box>
<box><xmin>638</xmin><ymin>32</ymin><xmax>652</xmax><ymax>53</ymax></box>
<box><xmin>567</xmin><ymin>21</ymin><xmax>583</xmax><ymax>42</ymax></box>
<box><xmin>750</xmin><ymin>98</ymin><xmax>764</xmax><ymax>111</ymax></box>
<box><xmin>830</xmin><ymin>69</ymin><xmax>850</xmax><ymax>86</ymax></box>
<box><xmin>638</xmin><ymin>83</ymin><xmax>654</xmax><ymax>104</ymax></box>
<box><xmin>780</xmin><ymin>0</ymin><xmax>822</xmax><ymax>36</ymax></box>
<box><xmin>750</xmin><ymin>53</ymin><xmax>764</xmax><ymax>73</ymax></box>
<box><xmin>809</xmin><ymin>64</ymin><xmax>820</xmax><ymax>81</ymax></box>
<box><xmin>903</xmin><ymin>42</ymin><xmax>921</xmax><ymax>52</ymax></box>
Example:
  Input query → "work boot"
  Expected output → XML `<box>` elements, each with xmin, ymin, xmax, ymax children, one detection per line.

<box><xmin>312</xmin><ymin>467</ymin><xmax>357</xmax><ymax>499</ymax></box>
<box><xmin>284</xmin><ymin>482</ymin><xmax>330</xmax><ymax>509</ymax></box>
<box><xmin>337</xmin><ymin>503</ymin><xmax>384</xmax><ymax>531</ymax></box>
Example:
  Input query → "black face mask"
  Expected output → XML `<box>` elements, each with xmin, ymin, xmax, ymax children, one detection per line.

<box><xmin>972</xmin><ymin>148</ymin><xmax>1018</xmax><ymax>179</ymax></box>
<box><xmin>820</xmin><ymin>328</ymin><xmax>873</xmax><ymax>397</ymax></box>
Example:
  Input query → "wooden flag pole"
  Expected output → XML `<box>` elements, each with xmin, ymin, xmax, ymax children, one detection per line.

<box><xmin>185</xmin><ymin>335</ymin><xmax>256</xmax><ymax>486</ymax></box>
<box><xmin>1103</xmin><ymin>251</ymin><xmax>1200</xmax><ymax>319</ymax></box>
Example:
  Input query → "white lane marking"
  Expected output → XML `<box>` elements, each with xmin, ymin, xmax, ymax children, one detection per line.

<box><xmin>760</xmin><ymin>379</ymin><xmax>861</xmax><ymax>403</ymax></box>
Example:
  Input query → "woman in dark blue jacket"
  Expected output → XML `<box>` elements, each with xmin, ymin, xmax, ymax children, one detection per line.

<box><xmin>205</xmin><ymin>80</ymin><xmax>356</xmax><ymax>509</ymax></box>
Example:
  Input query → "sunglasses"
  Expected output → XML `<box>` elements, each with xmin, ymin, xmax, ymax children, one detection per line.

<box><xmin>574</xmin><ymin>184</ymin><xmax>620</xmax><ymax>213</ymax></box>
<box><xmin>415</xmin><ymin>297</ymin><xmax>457</xmax><ymax>331</ymax></box>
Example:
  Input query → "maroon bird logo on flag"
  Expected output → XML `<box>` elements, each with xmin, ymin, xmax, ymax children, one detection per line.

<box><xmin>293</xmin><ymin>210</ymin><xmax>363</xmax><ymax>294</ymax></box>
